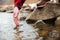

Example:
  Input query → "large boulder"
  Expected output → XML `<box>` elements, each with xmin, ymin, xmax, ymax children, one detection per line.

<box><xmin>26</xmin><ymin>2</ymin><xmax>60</xmax><ymax>23</ymax></box>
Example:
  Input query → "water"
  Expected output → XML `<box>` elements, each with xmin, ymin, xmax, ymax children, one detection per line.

<box><xmin>0</xmin><ymin>12</ymin><xmax>60</xmax><ymax>40</ymax></box>
<box><xmin>0</xmin><ymin>12</ymin><xmax>39</xmax><ymax>40</ymax></box>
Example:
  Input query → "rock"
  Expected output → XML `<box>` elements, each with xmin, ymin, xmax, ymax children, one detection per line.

<box><xmin>0</xmin><ymin>7</ymin><xmax>6</xmax><ymax>12</ymax></box>
<box><xmin>34</xmin><ymin>20</ymin><xmax>53</xmax><ymax>31</ymax></box>
<box><xmin>20</xmin><ymin>5</ymin><xmax>34</xmax><ymax>13</ymax></box>
<box><xmin>5</xmin><ymin>5</ymin><xmax>14</xmax><ymax>12</ymax></box>
<box><xmin>47</xmin><ymin>30</ymin><xmax>60</xmax><ymax>40</ymax></box>
<box><xmin>19</xmin><ymin>12</ymin><xmax>30</xmax><ymax>21</ymax></box>
<box><xmin>26</xmin><ymin>19</ymin><xmax>37</xmax><ymax>24</ymax></box>
<box><xmin>46</xmin><ymin>2</ymin><xmax>60</xmax><ymax>17</ymax></box>
<box><xmin>6</xmin><ymin>10</ymin><xmax>13</xmax><ymax>13</ymax></box>
<box><xmin>37</xmin><ymin>29</ymin><xmax>48</xmax><ymax>37</ymax></box>
<box><xmin>34</xmin><ymin>20</ymin><xmax>45</xmax><ymax>29</ymax></box>
<box><xmin>19</xmin><ymin>5</ymin><xmax>34</xmax><ymax>21</ymax></box>
<box><xmin>56</xmin><ymin>37</ymin><xmax>60</xmax><ymax>40</ymax></box>
<box><xmin>49</xmin><ymin>30</ymin><xmax>59</xmax><ymax>38</ymax></box>
<box><xmin>0</xmin><ymin>9</ymin><xmax>6</xmax><ymax>12</ymax></box>
<box><xmin>0</xmin><ymin>5</ymin><xmax>14</xmax><ymax>12</ymax></box>
<box><xmin>19</xmin><ymin>5</ymin><xmax>35</xmax><ymax>21</ymax></box>
<box><xmin>26</xmin><ymin>2</ymin><xmax>60</xmax><ymax>28</ymax></box>
<box><xmin>43</xmin><ymin>17</ymin><xmax>57</xmax><ymax>26</ymax></box>
<box><xmin>26</xmin><ymin>2</ymin><xmax>60</xmax><ymax>21</ymax></box>
<box><xmin>20</xmin><ymin>17</ymin><xmax>26</xmax><ymax>21</ymax></box>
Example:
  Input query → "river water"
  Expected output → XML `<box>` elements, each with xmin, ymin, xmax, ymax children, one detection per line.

<box><xmin>0</xmin><ymin>12</ymin><xmax>39</xmax><ymax>40</ymax></box>
<box><xmin>0</xmin><ymin>12</ymin><xmax>60</xmax><ymax>40</ymax></box>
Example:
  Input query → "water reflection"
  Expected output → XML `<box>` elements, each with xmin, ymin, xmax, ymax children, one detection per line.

<box><xmin>14</xmin><ymin>28</ymin><xmax>22</xmax><ymax>40</ymax></box>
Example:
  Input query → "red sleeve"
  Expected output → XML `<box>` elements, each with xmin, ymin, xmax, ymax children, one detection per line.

<box><xmin>14</xmin><ymin>0</ymin><xmax>26</xmax><ymax>10</ymax></box>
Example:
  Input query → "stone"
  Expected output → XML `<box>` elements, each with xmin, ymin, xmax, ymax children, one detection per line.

<box><xmin>20</xmin><ymin>5</ymin><xmax>34</xmax><ymax>13</ymax></box>
<box><xmin>49</xmin><ymin>30</ymin><xmax>59</xmax><ymax>38</ymax></box>
<box><xmin>6</xmin><ymin>10</ymin><xmax>13</xmax><ymax>13</ymax></box>
<box><xmin>26</xmin><ymin>2</ymin><xmax>60</xmax><ymax>25</ymax></box>
<box><xmin>20</xmin><ymin>17</ymin><xmax>26</xmax><ymax>21</ymax></box>
<box><xmin>0</xmin><ymin>5</ymin><xmax>14</xmax><ymax>12</ymax></box>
